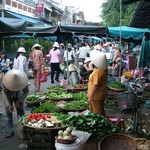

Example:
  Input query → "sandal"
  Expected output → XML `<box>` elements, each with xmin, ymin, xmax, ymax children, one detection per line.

<box><xmin>5</xmin><ymin>132</ymin><xmax>14</xmax><ymax>138</ymax></box>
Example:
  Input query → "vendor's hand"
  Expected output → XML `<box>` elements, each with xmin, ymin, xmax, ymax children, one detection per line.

<box><xmin>87</xmin><ymin>97</ymin><xmax>92</xmax><ymax>105</ymax></box>
<box><xmin>8</xmin><ymin>105</ymin><xmax>14</xmax><ymax>112</ymax></box>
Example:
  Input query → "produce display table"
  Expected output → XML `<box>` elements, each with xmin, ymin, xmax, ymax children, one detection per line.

<box><xmin>23</xmin><ymin>113</ymin><xmax>66</xmax><ymax>150</ymax></box>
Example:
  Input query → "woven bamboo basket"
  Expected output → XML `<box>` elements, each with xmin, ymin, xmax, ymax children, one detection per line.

<box><xmin>98</xmin><ymin>133</ymin><xmax>137</xmax><ymax>150</ymax></box>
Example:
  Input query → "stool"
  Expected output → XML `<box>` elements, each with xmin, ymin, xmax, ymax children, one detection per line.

<box><xmin>107</xmin><ymin>115</ymin><xmax>125</xmax><ymax>131</ymax></box>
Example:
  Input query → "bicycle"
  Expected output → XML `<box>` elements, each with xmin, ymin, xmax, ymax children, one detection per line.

<box><xmin>115</xmin><ymin>77</ymin><xmax>150</xmax><ymax>138</ymax></box>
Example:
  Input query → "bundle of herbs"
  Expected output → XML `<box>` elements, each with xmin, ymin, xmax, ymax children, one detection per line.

<box><xmin>26</xmin><ymin>94</ymin><xmax>40</xmax><ymax>102</ymax></box>
<box><xmin>109</xmin><ymin>81</ymin><xmax>127</xmax><ymax>90</ymax></box>
<box><xmin>31</xmin><ymin>101</ymin><xmax>61</xmax><ymax>113</ymax></box>
<box><xmin>64</xmin><ymin>101</ymin><xmax>88</xmax><ymax>110</ymax></box>
<box><xmin>72</xmin><ymin>92</ymin><xmax>87</xmax><ymax>101</ymax></box>
<box><xmin>47</xmin><ymin>85</ymin><xmax>65</xmax><ymax>91</ymax></box>
<box><xmin>63</xmin><ymin>112</ymin><xmax>120</xmax><ymax>138</ymax></box>
<box><xmin>46</xmin><ymin>91</ymin><xmax>72</xmax><ymax>99</ymax></box>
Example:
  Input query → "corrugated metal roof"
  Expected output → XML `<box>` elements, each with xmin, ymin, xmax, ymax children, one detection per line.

<box><xmin>130</xmin><ymin>0</ymin><xmax>150</xmax><ymax>28</ymax></box>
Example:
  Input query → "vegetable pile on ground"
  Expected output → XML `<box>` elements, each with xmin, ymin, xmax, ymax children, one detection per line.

<box><xmin>31</xmin><ymin>101</ymin><xmax>61</xmax><ymax>113</ymax></box>
<box><xmin>73</xmin><ymin>84</ymin><xmax>87</xmax><ymax>89</ymax></box>
<box><xmin>47</xmin><ymin>85</ymin><xmax>65</xmax><ymax>91</ymax></box>
<box><xmin>62</xmin><ymin>92</ymin><xmax>88</xmax><ymax>110</ymax></box>
<box><xmin>109</xmin><ymin>81</ymin><xmax>127</xmax><ymax>90</ymax></box>
<box><xmin>64</xmin><ymin>101</ymin><xmax>88</xmax><ymax>110</ymax></box>
<box><xmin>46</xmin><ymin>91</ymin><xmax>72</xmax><ymax>99</ymax></box>
<box><xmin>25</xmin><ymin>94</ymin><xmax>41</xmax><ymax>102</ymax></box>
<box><xmin>63</xmin><ymin>112</ymin><xmax>119</xmax><ymax>138</ymax></box>
<box><xmin>23</xmin><ymin>113</ymin><xmax>62</xmax><ymax>128</ymax></box>
<box><xmin>53</xmin><ymin>113</ymin><xmax>70</xmax><ymax>122</ymax></box>
<box><xmin>72</xmin><ymin>92</ymin><xmax>87</xmax><ymax>101</ymax></box>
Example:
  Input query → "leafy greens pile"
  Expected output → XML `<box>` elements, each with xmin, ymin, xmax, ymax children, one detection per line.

<box><xmin>31</xmin><ymin>101</ymin><xmax>60</xmax><ymax>113</ymax></box>
<box><xmin>46</xmin><ymin>91</ymin><xmax>72</xmax><ymax>99</ymax></box>
<box><xmin>63</xmin><ymin>112</ymin><xmax>119</xmax><ymax>138</ymax></box>
<box><xmin>109</xmin><ymin>81</ymin><xmax>126</xmax><ymax>90</ymax></box>
<box><xmin>26</xmin><ymin>94</ymin><xmax>40</xmax><ymax>102</ymax></box>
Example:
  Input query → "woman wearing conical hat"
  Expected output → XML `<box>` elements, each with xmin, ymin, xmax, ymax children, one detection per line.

<box><xmin>67</xmin><ymin>63</ymin><xmax>80</xmax><ymax>85</ymax></box>
<box><xmin>87</xmin><ymin>50</ymin><xmax>108</xmax><ymax>115</ymax></box>
<box><xmin>29</xmin><ymin>44</ymin><xmax>44</xmax><ymax>92</ymax></box>
<box><xmin>2</xmin><ymin>70</ymin><xmax>29</xmax><ymax>138</ymax></box>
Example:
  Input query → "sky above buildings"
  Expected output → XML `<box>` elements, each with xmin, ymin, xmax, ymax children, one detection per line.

<box><xmin>53</xmin><ymin>0</ymin><xmax>106</xmax><ymax>22</ymax></box>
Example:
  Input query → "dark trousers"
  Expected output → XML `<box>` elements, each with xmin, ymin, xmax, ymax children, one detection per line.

<box><xmin>50</xmin><ymin>63</ymin><xmax>60</xmax><ymax>82</ymax></box>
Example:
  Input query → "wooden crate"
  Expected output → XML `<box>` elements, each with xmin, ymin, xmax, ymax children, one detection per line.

<box><xmin>105</xmin><ymin>89</ymin><xmax>121</xmax><ymax>109</ymax></box>
<box><xmin>26</xmin><ymin>127</ymin><xmax>58</xmax><ymax>150</ymax></box>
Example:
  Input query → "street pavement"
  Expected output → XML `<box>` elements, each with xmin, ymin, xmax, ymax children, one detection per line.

<box><xmin>0</xmin><ymin>75</ymin><xmax>59</xmax><ymax>150</ymax></box>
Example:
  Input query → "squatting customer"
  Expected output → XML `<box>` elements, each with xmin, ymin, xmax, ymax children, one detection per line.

<box><xmin>2</xmin><ymin>70</ymin><xmax>29</xmax><ymax>138</ymax></box>
<box><xmin>87</xmin><ymin>50</ymin><xmax>108</xmax><ymax>115</ymax></box>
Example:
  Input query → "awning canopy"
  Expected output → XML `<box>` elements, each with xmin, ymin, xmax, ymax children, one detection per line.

<box><xmin>5</xmin><ymin>10</ymin><xmax>42</xmax><ymax>24</ymax></box>
<box><xmin>108</xmin><ymin>26</ymin><xmax>150</xmax><ymax>40</ymax></box>
<box><xmin>130</xmin><ymin>0</ymin><xmax>150</xmax><ymax>28</ymax></box>
<box><xmin>59</xmin><ymin>25</ymin><xmax>107</xmax><ymax>36</ymax></box>
<box><xmin>0</xmin><ymin>17</ymin><xmax>26</xmax><ymax>36</ymax></box>
<box><xmin>24</xmin><ymin>25</ymin><xmax>107</xmax><ymax>37</ymax></box>
<box><xmin>122</xmin><ymin>0</ymin><xmax>150</xmax><ymax>28</ymax></box>
<box><xmin>0</xmin><ymin>19</ymin><xmax>107</xmax><ymax>37</ymax></box>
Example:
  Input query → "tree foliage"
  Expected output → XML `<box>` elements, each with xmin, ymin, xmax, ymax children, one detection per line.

<box><xmin>101</xmin><ymin>0</ymin><xmax>138</xmax><ymax>26</ymax></box>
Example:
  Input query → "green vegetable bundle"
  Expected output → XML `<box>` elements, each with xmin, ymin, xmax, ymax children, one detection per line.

<box><xmin>72</xmin><ymin>92</ymin><xmax>87</xmax><ymax>101</ymax></box>
<box><xmin>47</xmin><ymin>85</ymin><xmax>65</xmax><ymax>90</ymax></box>
<box><xmin>64</xmin><ymin>101</ymin><xmax>88</xmax><ymax>109</ymax></box>
<box><xmin>31</xmin><ymin>101</ymin><xmax>60</xmax><ymax>113</ymax></box>
<box><xmin>46</xmin><ymin>91</ymin><xmax>72</xmax><ymax>99</ymax></box>
<box><xmin>53</xmin><ymin>113</ymin><xmax>70</xmax><ymax>122</ymax></box>
<box><xmin>26</xmin><ymin>94</ymin><xmax>40</xmax><ymax>102</ymax></box>
<box><xmin>109</xmin><ymin>81</ymin><xmax>126</xmax><ymax>89</ymax></box>
<box><xmin>63</xmin><ymin>112</ymin><xmax>119</xmax><ymax>138</ymax></box>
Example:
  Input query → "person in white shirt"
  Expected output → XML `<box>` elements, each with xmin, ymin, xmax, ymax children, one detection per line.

<box><xmin>63</xmin><ymin>43</ymin><xmax>75</xmax><ymax>65</ymax></box>
<box><xmin>63</xmin><ymin>43</ymin><xmax>75</xmax><ymax>79</ymax></box>
<box><xmin>13</xmin><ymin>47</ymin><xmax>28</xmax><ymax>75</ymax></box>
<box><xmin>78</xmin><ymin>42</ymin><xmax>90</xmax><ymax>68</ymax></box>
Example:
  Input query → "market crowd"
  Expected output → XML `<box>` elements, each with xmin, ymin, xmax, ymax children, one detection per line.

<box><xmin>0</xmin><ymin>40</ymin><xmax>148</xmax><ymax>138</ymax></box>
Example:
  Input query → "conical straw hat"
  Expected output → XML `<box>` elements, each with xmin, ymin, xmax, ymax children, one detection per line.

<box><xmin>2</xmin><ymin>70</ymin><xmax>28</xmax><ymax>91</ymax></box>
<box><xmin>90</xmin><ymin>50</ymin><xmax>108</xmax><ymax>70</ymax></box>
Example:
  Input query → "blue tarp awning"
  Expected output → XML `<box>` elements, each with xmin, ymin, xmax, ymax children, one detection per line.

<box><xmin>108</xmin><ymin>26</ymin><xmax>150</xmax><ymax>40</ymax></box>
<box><xmin>6</xmin><ymin>10</ymin><xmax>43</xmax><ymax>24</ymax></box>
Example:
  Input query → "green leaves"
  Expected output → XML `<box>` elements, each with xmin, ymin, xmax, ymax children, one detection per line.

<box><xmin>64</xmin><ymin>101</ymin><xmax>88</xmax><ymax>109</ymax></box>
<box><xmin>101</xmin><ymin>0</ymin><xmax>138</xmax><ymax>26</ymax></box>
<box><xmin>46</xmin><ymin>91</ymin><xmax>72</xmax><ymax>99</ymax></box>
<box><xmin>63</xmin><ymin>112</ymin><xmax>119</xmax><ymax>138</ymax></box>
<box><xmin>109</xmin><ymin>81</ymin><xmax>126</xmax><ymax>89</ymax></box>
<box><xmin>26</xmin><ymin>94</ymin><xmax>40</xmax><ymax>102</ymax></box>
<box><xmin>31</xmin><ymin>101</ymin><xmax>60</xmax><ymax>113</ymax></box>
